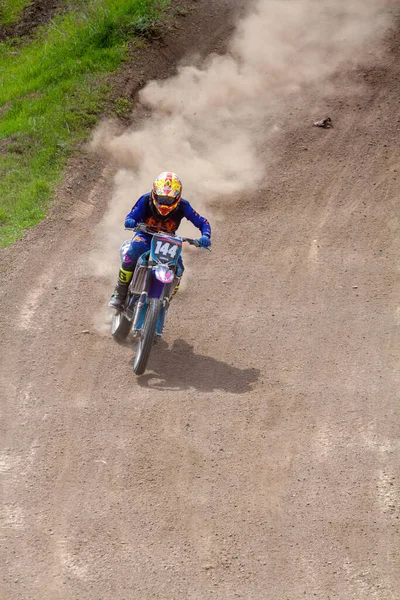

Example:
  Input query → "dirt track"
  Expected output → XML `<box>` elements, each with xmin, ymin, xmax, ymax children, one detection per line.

<box><xmin>1</xmin><ymin>1</ymin><xmax>400</xmax><ymax>599</ymax></box>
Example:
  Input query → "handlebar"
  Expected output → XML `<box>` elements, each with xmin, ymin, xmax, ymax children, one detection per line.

<box><xmin>125</xmin><ymin>224</ymin><xmax>211</xmax><ymax>250</ymax></box>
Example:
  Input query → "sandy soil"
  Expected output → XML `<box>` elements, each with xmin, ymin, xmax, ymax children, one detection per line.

<box><xmin>1</xmin><ymin>1</ymin><xmax>400</xmax><ymax>599</ymax></box>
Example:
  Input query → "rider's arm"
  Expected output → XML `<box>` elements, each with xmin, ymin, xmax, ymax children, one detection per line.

<box><xmin>182</xmin><ymin>200</ymin><xmax>212</xmax><ymax>238</ymax></box>
<box><xmin>125</xmin><ymin>194</ymin><xmax>147</xmax><ymax>227</ymax></box>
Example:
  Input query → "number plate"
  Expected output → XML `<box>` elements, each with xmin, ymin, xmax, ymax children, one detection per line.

<box><xmin>151</xmin><ymin>235</ymin><xmax>182</xmax><ymax>265</ymax></box>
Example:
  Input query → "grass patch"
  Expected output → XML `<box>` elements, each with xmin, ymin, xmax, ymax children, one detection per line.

<box><xmin>0</xmin><ymin>0</ymin><xmax>31</xmax><ymax>25</ymax></box>
<box><xmin>0</xmin><ymin>0</ymin><xmax>170</xmax><ymax>247</ymax></box>
<box><xmin>114</xmin><ymin>96</ymin><xmax>134</xmax><ymax>118</ymax></box>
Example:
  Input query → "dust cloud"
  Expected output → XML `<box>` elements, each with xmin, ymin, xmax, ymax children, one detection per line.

<box><xmin>92</xmin><ymin>0</ymin><xmax>390</xmax><ymax>279</ymax></box>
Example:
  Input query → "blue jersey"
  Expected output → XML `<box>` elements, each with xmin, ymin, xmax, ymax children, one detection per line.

<box><xmin>125</xmin><ymin>193</ymin><xmax>211</xmax><ymax>238</ymax></box>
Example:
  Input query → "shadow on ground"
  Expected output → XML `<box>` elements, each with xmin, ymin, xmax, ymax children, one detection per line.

<box><xmin>135</xmin><ymin>339</ymin><xmax>260</xmax><ymax>393</ymax></box>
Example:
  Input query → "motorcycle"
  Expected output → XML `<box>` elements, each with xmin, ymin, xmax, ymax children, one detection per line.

<box><xmin>111</xmin><ymin>224</ymin><xmax>209</xmax><ymax>375</ymax></box>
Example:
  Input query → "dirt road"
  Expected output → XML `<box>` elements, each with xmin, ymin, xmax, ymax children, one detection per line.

<box><xmin>1</xmin><ymin>1</ymin><xmax>400</xmax><ymax>598</ymax></box>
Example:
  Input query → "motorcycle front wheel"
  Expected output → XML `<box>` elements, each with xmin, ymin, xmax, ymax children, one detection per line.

<box><xmin>133</xmin><ymin>298</ymin><xmax>160</xmax><ymax>375</ymax></box>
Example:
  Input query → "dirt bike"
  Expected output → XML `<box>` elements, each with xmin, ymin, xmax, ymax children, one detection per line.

<box><xmin>111</xmin><ymin>223</ymin><xmax>209</xmax><ymax>375</ymax></box>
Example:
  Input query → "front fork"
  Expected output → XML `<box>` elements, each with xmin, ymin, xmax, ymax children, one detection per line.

<box><xmin>132</xmin><ymin>294</ymin><xmax>169</xmax><ymax>337</ymax></box>
<box><xmin>156</xmin><ymin>298</ymin><xmax>170</xmax><ymax>337</ymax></box>
<box><xmin>132</xmin><ymin>291</ymin><xmax>148</xmax><ymax>333</ymax></box>
<box><xmin>131</xmin><ymin>267</ymin><xmax>170</xmax><ymax>338</ymax></box>
<box><xmin>132</xmin><ymin>267</ymin><xmax>152</xmax><ymax>334</ymax></box>
<box><xmin>155</xmin><ymin>274</ymin><xmax>180</xmax><ymax>337</ymax></box>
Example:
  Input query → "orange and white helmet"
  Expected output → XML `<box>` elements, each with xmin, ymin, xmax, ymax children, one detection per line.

<box><xmin>152</xmin><ymin>172</ymin><xmax>182</xmax><ymax>217</ymax></box>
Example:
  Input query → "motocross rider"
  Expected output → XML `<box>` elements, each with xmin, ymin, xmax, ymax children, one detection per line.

<box><xmin>109</xmin><ymin>172</ymin><xmax>212</xmax><ymax>309</ymax></box>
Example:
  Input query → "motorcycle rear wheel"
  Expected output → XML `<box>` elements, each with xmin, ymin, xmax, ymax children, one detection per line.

<box><xmin>133</xmin><ymin>299</ymin><xmax>160</xmax><ymax>375</ymax></box>
<box><xmin>111</xmin><ymin>310</ymin><xmax>132</xmax><ymax>342</ymax></box>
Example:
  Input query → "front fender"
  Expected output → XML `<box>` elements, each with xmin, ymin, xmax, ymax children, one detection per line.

<box><xmin>148</xmin><ymin>274</ymin><xmax>165</xmax><ymax>299</ymax></box>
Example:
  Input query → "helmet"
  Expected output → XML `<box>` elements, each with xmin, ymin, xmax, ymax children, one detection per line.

<box><xmin>151</xmin><ymin>172</ymin><xmax>182</xmax><ymax>217</ymax></box>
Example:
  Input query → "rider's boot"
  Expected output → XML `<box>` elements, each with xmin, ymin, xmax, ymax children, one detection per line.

<box><xmin>169</xmin><ymin>280</ymin><xmax>181</xmax><ymax>301</ymax></box>
<box><xmin>108</xmin><ymin>268</ymin><xmax>133</xmax><ymax>309</ymax></box>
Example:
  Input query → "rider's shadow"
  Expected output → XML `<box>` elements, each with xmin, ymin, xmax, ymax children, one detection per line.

<box><xmin>136</xmin><ymin>339</ymin><xmax>260</xmax><ymax>393</ymax></box>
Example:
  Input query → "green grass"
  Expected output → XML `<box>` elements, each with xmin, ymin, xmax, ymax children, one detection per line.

<box><xmin>0</xmin><ymin>0</ymin><xmax>31</xmax><ymax>25</ymax></box>
<box><xmin>0</xmin><ymin>0</ymin><xmax>170</xmax><ymax>247</ymax></box>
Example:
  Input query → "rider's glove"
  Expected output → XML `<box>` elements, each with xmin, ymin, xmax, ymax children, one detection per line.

<box><xmin>125</xmin><ymin>218</ymin><xmax>136</xmax><ymax>229</ymax></box>
<box><xmin>198</xmin><ymin>236</ymin><xmax>211</xmax><ymax>248</ymax></box>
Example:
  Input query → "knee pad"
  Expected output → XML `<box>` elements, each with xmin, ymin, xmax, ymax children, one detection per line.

<box><xmin>119</xmin><ymin>268</ymin><xmax>133</xmax><ymax>284</ymax></box>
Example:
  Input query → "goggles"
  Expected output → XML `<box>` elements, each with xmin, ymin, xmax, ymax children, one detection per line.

<box><xmin>155</xmin><ymin>194</ymin><xmax>179</xmax><ymax>206</ymax></box>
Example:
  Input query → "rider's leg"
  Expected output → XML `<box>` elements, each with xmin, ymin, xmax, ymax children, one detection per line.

<box><xmin>109</xmin><ymin>234</ymin><xmax>150</xmax><ymax>309</ymax></box>
<box><xmin>170</xmin><ymin>257</ymin><xmax>184</xmax><ymax>300</ymax></box>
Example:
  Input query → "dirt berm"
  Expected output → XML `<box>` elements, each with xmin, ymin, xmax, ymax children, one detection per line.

<box><xmin>1</xmin><ymin>1</ymin><xmax>400</xmax><ymax>598</ymax></box>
